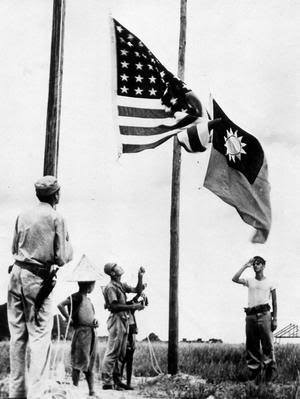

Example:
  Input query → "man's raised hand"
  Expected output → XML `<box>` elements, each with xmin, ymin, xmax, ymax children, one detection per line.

<box><xmin>245</xmin><ymin>258</ymin><xmax>254</xmax><ymax>268</ymax></box>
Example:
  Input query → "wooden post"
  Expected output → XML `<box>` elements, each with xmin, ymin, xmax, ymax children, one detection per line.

<box><xmin>43</xmin><ymin>0</ymin><xmax>65</xmax><ymax>177</ymax></box>
<box><xmin>168</xmin><ymin>0</ymin><xmax>187</xmax><ymax>375</ymax></box>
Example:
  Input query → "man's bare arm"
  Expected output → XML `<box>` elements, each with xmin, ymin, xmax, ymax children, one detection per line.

<box><xmin>232</xmin><ymin>259</ymin><xmax>253</xmax><ymax>284</ymax></box>
<box><xmin>109</xmin><ymin>302</ymin><xmax>144</xmax><ymax>312</ymax></box>
<box><xmin>57</xmin><ymin>297</ymin><xmax>71</xmax><ymax>323</ymax></box>
<box><xmin>130</xmin><ymin>266</ymin><xmax>145</xmax><ymax>294</ymax></box>
<box><xmin>271</xmin><ymin>289</ymin><xmax>277</xmax><ymax>331</ymax></box>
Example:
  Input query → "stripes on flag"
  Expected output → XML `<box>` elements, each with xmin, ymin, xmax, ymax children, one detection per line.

<box><xmin>111</xmin><ymin>18</ymin><xmax>207</xmax><ymax>154</ymax></box>
<box><xmin>177</xmin><ymin>122</ymin><xmax>210</xmax><ymax>153</ymax></box>
<box><xmin>117</xmin><ymin>94</ymin><xmax>202</xmax><ymax>153</ymax></box>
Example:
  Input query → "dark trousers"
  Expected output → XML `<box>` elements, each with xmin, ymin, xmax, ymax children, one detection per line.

<box><xmin>245</xmin><ymin>311</ymin><xmax>276</xmax><ymax>371</ymax></box>
<box><xmin>121</xmin><ymin>332</ymin><xmax>136</xmax><ymax>386</ymax></box>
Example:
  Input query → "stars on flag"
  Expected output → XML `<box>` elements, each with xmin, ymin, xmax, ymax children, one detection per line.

<box><xmin>135</xmin><ymin>75</ymin><xmax>143</xmax><ymax>83</ymax></box>
<box><xmin>120</xmin><ymin>86</ymin><xmax>129</xmax><ymax>94</ymax></box>
<box><xmin>120</xmin><ymin>74</ymin><xmax>129</xmax><ymax>81</ymax></box>
<box><xmin>114</xmin><ymin>19</ymin><xmax>191</xmax><ymax>113</ymax></box>
<box><xmin>149</xmin><ymin>88</ymin><xmax>157</xmax><ymax>96</ymax></box>
<box><xmin>135</xmin><ymin>87</ymin><xmax>143</xmax><ymax>95</ymax></box>
<box><xmin>121</xmin><ymin>61</ymin><xmax>129</xmax><ymax>68</ymax></box>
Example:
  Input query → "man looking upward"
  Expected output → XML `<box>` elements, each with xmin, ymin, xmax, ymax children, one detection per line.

<box><xmin>101</xmin><ymin>263</ymin><xmax>145</xmax><ymax>390</ymax></box>
<box><xmin>7</xmin><ymin>175</ymin><xmax>73</xmax><ymax>399</ymax></box>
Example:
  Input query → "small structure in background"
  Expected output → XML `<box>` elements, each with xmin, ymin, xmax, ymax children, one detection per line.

<box><xmin>274</xmin><ymin>323</ymin><xmax>300</xmax><ymax>344</ymax></box>
<box><xmin>143</xmin><ymin>332</ymin><xmax>161</xmax><ymax>342</ymax></box>
<box><xmin>181</xmin><ymin>337</ymin><xmax>222</xmax><ymax>344</ymax></box>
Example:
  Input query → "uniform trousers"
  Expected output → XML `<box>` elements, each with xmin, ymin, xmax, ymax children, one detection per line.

<box><xmin>245</xmin><ymin>311</ymin><xmax>276</xmax><ymax>371</ymax></box>
<box><xmin>7</xmin><ymin>265</ymin><xmax>53</xmax><ymax>399</ymax></box>
<box><xmin>101</xmin><ymin>313</ymin><xmax>128</xmax><ymax>385</ymax></box>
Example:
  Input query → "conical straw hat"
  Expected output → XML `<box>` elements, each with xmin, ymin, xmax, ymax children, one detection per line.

<box><xmin>66</xmin><ymin>254</ymin><xmax>102</xmax><ymax>282</ymax></box>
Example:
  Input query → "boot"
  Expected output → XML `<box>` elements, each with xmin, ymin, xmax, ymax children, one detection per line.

<box><xmin>84</xmin><ymin>370</ymin><xmax>95</xmax><ymax>396</ymax></box>
<box><xmin>72</xmin><ymin>368</ymin><xmax>80</xmax><ymax>386</ymax></box>
<box><xmin>126</xmin><ymin>351</ymin><xmax>134</xmax><ymax>389</ymax></box>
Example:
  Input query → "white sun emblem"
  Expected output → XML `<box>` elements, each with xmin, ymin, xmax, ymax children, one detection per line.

<box><xmin>224</xmin><ymin>128</ymin><xmax>247</xmax><ymax>162</ymax></box>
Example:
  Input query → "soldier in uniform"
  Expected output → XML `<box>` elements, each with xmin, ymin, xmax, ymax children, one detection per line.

<box><xmin>7</xmin><ymin>176</ymin><xmax>73</xmax><ymax>399</ymax></box>
<box><xmin>101</xmin><ymin>263</ymin><xmax>145</xmax><ymax>390</ymax></box>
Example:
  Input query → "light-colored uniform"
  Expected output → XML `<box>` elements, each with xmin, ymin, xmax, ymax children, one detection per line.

<box><xmin>242</xmin><ymin>277</ymin><xmax>276</xmax><ymax>371</ymax></box>
<box><xmin>7</xmin><ymin>202</ymin><xmax>73</xmax><ymax>399</ymax></box>
<box><xmin>101</xmin><ymin>281</ymin><xmax>136</xmax><ymax>386</ymax></box>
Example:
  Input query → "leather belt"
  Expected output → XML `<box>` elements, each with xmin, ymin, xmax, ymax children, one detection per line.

<box><xmin>15</xmin><ymin>260</ymin><xmax>50</xmax><ymax>280</ymax></box>
<box><xmin>244</xmin><ymin>303</ymin><xmax>270</xmax><ymax>315</ymax></box>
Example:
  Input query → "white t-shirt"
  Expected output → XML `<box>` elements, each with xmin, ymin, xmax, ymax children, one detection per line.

<box><xmin>244</xmin><ymin>277</ymin><xmax>275</xmax><ymax>308</ymax></box>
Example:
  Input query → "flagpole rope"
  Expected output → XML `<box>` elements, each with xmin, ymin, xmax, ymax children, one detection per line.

<box><xmin>147</xmin><ymin>336</ymin><xmax>163</xmax><ymax>375</ymax></box>
<box><xmin>37</xmin><ymin>296</ymin><xmax>78</xmax><ymax>399</ymax></box>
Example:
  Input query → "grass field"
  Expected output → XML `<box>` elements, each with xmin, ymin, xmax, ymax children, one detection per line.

<box><xmin>1</xmin><ymin>340</ymin><xmax>300</xmax><ymax>398</ymax></box>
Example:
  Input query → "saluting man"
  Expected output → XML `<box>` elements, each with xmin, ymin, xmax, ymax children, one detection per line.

<box><xmin>232</xmin><ymin>256</ymin><xmax>277</xmax><ymax>382</ymax></box>
<box><xmin>7</xmin><ymin>176</ymin><xmax>73</xmax><ymax>399</ymax></box>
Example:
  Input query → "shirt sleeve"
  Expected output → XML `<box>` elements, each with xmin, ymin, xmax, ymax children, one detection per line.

<box><xmin>106</xmin><ymin>287</ymin><xmax>118</xmax><ymax>305</ymax></box>
<box><xmin>54</xmin><ymin>214</ymin><xmax>73</xmax><ymax>266</ymax></box>
<box><xmin>11</xmin><ymin>217</ymin><xmax>19</xmax><ymax>256</ymax></box>
<box><xmin>240</xmin><ymin>278</ymin><xmax>249</xmax><ymax>287</ymax></box>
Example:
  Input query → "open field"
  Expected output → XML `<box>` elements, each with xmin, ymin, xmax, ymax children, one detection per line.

<box><xmin>1</xmin><ymin>341</ymin><xmax>300</xmax><ymax>398</ymax></box>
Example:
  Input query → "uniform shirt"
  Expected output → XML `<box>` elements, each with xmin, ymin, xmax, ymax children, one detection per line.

<box><xmin>243</xmin><ymin>277</ymin><xmax>275</xmax><ymax>308</ymax></box>
<box><xmin>103</xmin><ymin>280</ymin><xmax>136</xmax><ymax>320</ymax></box>
<box><xmin>12</xmin><ymin>202</ymin><xmax>73</xmax><ymax>267</ymax></box>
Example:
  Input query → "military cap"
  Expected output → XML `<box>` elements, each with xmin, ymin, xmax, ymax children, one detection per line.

<box><xmin>35</xmin><ymin>175</ymin><xmax>60</xmax><ymax>196</ymax></box>
<box><xmin>104</xmin><ymin>262</ymin><xmax>117</xmax><ymax>276</ymax></box>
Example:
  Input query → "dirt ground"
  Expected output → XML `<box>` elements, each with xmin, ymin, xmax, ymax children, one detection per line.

<box><xmin>71</xmin><ymin>375</ymin><xmax>169</xmax><ymax>399</ymax></box>
<box><xmin>2</xmin><ymin>373</ymin><xmax>297</xmax><ymax>399</ymax></box>
<box><xmin>0</xmin><ymin>375</ymin><xmax>166</xmax><ymax>399</ymax></box>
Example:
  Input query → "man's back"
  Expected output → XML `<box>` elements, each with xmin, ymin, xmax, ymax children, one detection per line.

<box><xmin>12</xmin><ymin>201</ymin><xmax>71</xmax><ymax>267</ymax></box>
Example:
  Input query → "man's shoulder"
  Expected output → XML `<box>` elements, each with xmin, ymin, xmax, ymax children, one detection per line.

<box><xmin>104</xmin><ymin>281</ymin><xmax>117</xmax><ymax>291</ymax></box>
<box><xmin>17</xmin><ymin>205</ymin><xmax>38</xmax><ymax>218</ymax></box>
<box><xmin>264</xmin><ymin>276</ymin><xmax>276</xmax><ymax>289</ymax></box>
<box><xmin>19</xmin><ymin>203</ymin><xmax>56</xmax><ymax>217</ymax></box>
<box><xmin>40</xmin><ymin>205</ymin><xmax>66</xmax><ymax>224</ymax></box>
<box><xmin>71</xmin><ymin>291</ymin><xmax>83</xmax><ymax>300</ymax></box>
<box><xmin>105</xmin><ymin>281</ymin><xmax>128</xmax><ymax>293</ymax></box>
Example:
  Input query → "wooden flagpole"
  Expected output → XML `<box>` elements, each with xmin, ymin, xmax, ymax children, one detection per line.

<box><xmin>168</xmin><ymin>0</ymin><xmax>187</xmax><ymax>375</ymax></box>
<box><xmin>43</xmin><ymin>0</ymin><xmax>65</xmax><ymax>177</ymax></box>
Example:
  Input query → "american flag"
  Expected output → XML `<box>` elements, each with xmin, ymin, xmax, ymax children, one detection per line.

<box><xmin>112</xmin><ymin>18</ymin><xmax>209</xmax><ymax>154</ymax></box>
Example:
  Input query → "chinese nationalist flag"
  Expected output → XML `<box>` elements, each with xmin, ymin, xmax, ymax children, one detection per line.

<box><xmin>204</xmin><ymin>99</ymin><xmax>271</xmax><ymax>243</ymax></box>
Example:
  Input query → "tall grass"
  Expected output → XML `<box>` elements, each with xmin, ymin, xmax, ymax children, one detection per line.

<box><xmin>134</xmin><ymin>342</ymin><xmax>300</xmax><ymax>384</ymax></box>
<box><xmin>0</xmin><ymin>343</ymin><xmax>9</xmax><ymax>378</ymax></box>
<box><xmin>1</xmin><ymin>340</ymin><xmax>300</xmax><ymax>384</ymax></box>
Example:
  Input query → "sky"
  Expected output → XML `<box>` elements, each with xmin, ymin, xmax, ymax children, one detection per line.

<box><xmin>0</xmin><ymin>0</ymin><xmax>300</xmax><ymax>344</ymax></box>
